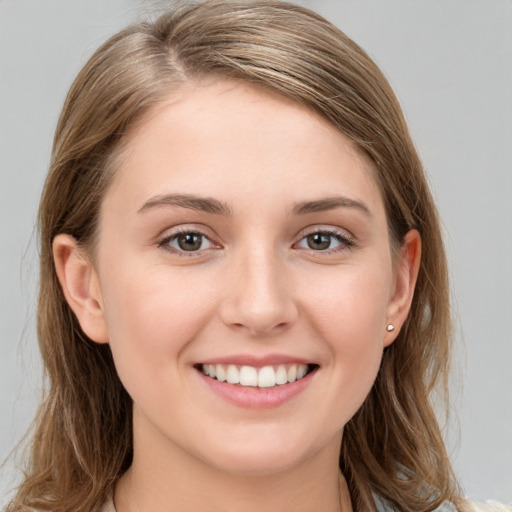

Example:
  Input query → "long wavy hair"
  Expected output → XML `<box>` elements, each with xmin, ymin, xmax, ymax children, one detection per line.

<box><xmin>9</xmin><ymin>1</ymin><xmax>464</xmax><ymax>511</ymax></box>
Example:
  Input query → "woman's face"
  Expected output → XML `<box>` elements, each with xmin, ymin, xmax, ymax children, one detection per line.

<box><xmin>61</xmin><ymin>80</ymin><xmax>418</xmax><ymax>475</ymax></box>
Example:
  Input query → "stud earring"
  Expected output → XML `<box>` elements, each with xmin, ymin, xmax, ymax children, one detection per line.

<box><xmin>386</xmin><ymin>324</ymin><xmax>395</xmax><ymax>332</ymax></box>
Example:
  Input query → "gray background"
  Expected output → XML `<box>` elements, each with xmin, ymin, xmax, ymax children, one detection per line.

<box><xmin>1</xmin><ymin>0</ymin><xmax>511</xmax><ymax>505</ymax></box>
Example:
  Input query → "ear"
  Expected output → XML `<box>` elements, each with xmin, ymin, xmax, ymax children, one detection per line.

<box><xmin>384</xmin><ymin>229</ymin><xmax>421</xmax><ymax>347</ymax></box>
<box><xmin>53</xmin><ymin>234</ymin><xmax>109</xmax><ymax>344</ymax></box>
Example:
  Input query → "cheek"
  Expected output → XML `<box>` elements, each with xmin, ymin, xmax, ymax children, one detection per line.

<box><xmin>300</xmin><ymin>262</ymin><xmax>392</xmax><ymax>403</ymax></box>
<box><xmin>98</xmin><ymin>262</ymin><xmax>217</xmax><ymax>387</ymax></box>
<box><xmin>303</xmin><ymin>259</ymin><xmax>392</xmax><ymax>340</ymax></box>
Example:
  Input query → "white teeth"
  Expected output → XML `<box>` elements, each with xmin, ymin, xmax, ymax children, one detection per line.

<box><xmin>200</xmin><ymin>363</ymin><xmax>312</xmax><ymax>388</ymax></box>
<box><xmin>287</xmin><ymin>365</ymin><xmax>297</xmax><ymax>383</ymax></box>
<box><xmin>216</xmin><ymin>364</ymin><xmax>227</xmax><ymax>382</ymax></box>
<box><xmin>239</xmin><ymin>366</ymin><xmax>258</xmax><ymax>386</ymax></box>
<box><xmin>226</xmin><ymin>364</ymin><xmax>240</xmax><ymax>384</ymax></box>
<box><xmin>258</xmin><ymin>366</ymin><xmax>276</xmax><ymax>388</ymax></box>
<box><xmin>297</xmin><ymin>365</ymin><xmax>308</xmax><ymax>379</ymax></box>
<box><xmin>276</xmin><ymin>365</ymin><xmax>287</xmax><ymax>385</ymax></box>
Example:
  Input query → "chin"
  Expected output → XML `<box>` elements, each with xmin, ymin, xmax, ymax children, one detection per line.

<box><xmin>206</xmin><ymin>448</ymin><xmax>308</xmax><ymax>477</ymax></box>
<box><xmin>195</xmin><ymin>425</ymin><xmax>332</xmax><ymax>477</ymax></box>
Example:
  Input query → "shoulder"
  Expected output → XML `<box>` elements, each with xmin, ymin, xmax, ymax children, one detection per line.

<box><xmin>463</xmin><ymin>501</ymin><xmax>512</xmax><ymax>512</ymax></box>
<box><xmin>374</xmin><ymin>495</ymin><xmax>511</xmax><ymax>512</ymax></box>
<box><xmin>373</xmin><ymin>495</ymin><xmax>458</xmax><ymax>511</ymax></box>
<box><xmin>99</xmin><ymin>494</ymin><xmax>116</xmax><ymax>512</ymax></box>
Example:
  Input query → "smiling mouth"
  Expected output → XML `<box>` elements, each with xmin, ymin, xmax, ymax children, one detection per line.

<box><xmin>196</xmin><ymin>363</ymin><xmax>318</xmax><ymax>389</ymax></box>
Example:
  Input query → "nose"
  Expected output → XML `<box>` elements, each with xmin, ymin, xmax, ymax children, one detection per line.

<box><xmin>219</xmin><ymin>246</ymin><xmax>298</xmax><ymax>337</ymax></box>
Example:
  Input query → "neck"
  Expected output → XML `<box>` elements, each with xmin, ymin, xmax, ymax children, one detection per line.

<box><xmin>115</xmin><ymin>416</ymin><xmax>353</xmax><ymax>512</ymax></box>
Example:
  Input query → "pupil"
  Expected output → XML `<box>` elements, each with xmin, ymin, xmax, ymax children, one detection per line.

<box><xmin>178</xmin><ymin>233</ymin><xmax>202</xmax><ymax>251</ymax></box>
<box><xmin>307</xmin><ymin>233</ymin><xmax>330</xmax><ymax>250</ymax></box>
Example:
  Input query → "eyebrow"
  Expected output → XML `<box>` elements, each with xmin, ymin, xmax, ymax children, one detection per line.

<box><xmin>290</xmin><ymin>196</ymin><xmax>372</xmax><ymax>217</ymax></box>
<box><xmin>138</xmin><ymin>194</ymin><xmax>232</xmax><ymax>215</ymax></box>
<box><xmin>138</xmin><ymin>193</ymin><xmax>371</xmax><ymax>218</ymax></box>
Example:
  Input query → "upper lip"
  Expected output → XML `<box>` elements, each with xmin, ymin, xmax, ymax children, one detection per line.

<box><xmin>197</xmin><ymin>354</ymin><xmax>315</xmax><ymax>367</ymax></box>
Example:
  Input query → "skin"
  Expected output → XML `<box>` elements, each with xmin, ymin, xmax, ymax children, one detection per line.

<box><xmin>54</xmin><ymin>80</ymin><xmax>420</xmax><ymax>512</ymax></box>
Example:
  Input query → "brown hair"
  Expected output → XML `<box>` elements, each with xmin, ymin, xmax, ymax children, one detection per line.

<box><xmin>9</xmin><ymin>1</ymin><xmax>463</xmax><ymax>511</ymax></box>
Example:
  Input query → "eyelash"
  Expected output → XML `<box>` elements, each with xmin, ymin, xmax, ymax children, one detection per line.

<box><xmin>158</xmin><ymin>228</ymin><xmax>218</xmax><ymax>257</ymax></box>
<box><xmin>157</xmin><ymin>227</ymin><xmax>355</xmax><ymax>257</ymax></box>
<box><xmin>294</xmin><ymin>228</ymin><xmax>355</xmax><ymax>254</ymax></box>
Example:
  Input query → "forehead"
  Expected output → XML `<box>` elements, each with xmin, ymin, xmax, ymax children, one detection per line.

<box><xmin>104</xmin><ymin>79</ymin><xmax>385</xmax><ymax>220</ymax></box>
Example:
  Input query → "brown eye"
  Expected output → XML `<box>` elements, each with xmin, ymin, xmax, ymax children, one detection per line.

<box><xmin>295</xmin><ymin>230</ymin><xmax>353</xmax><ymax>253</ymax></box>
<box><xmin>161</xmin><ymin>231</ymin><xmax>215</xmax><ymax>253</ymax></box>
<box><xmin>176</xmin><ymin>233</ymin><xmax>203</xmax><ymax>251</ymax></box>
<box><xmin>306</xmin><ymin>233</ymin><xmax>332</xmax><ymax>250</ymax></box>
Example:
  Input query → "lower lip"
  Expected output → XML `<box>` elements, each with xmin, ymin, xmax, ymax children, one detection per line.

<box><xmin>196</xmin><ymin>369</ymin><xmax>316</xmax><ymax>409</ymax></box>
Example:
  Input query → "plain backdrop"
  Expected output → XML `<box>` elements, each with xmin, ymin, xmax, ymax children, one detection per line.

<box><xmin>1</xmin><ymin>0</ymin><xmax>511</xmax><ymax>505</ymax></box>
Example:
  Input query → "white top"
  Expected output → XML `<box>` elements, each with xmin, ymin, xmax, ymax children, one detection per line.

<box><xmin>100</xmin><ymin>495</ymin><xmax>511</xmax><ymax>511</ymax></box>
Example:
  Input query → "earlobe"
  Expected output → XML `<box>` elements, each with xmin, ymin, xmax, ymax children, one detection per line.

<box><xmin>53</xmin><ymin>234</ymin><xmax>109</xmax><ymax>344</ymax></box>
<box><xmin>384</xmin><ymin>229</ymin><xmax>421</xmax><ymax>347</ymax></box>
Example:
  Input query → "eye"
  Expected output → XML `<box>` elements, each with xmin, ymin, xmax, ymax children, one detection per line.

<box><xmin>160</xmin><ymin>230</ymin><xmax>216</xmax><ymax>254</ymax></box>
<box><xmin>295</xmin><ymin>230</ymin><xmax>353</xmax><ymax>252</ymax></box>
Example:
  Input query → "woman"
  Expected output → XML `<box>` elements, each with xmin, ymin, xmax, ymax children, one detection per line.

<box><xmin>6</xmin><ymin>1</ymin><xmax>510</xmax><ymax>511</ymax></box>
